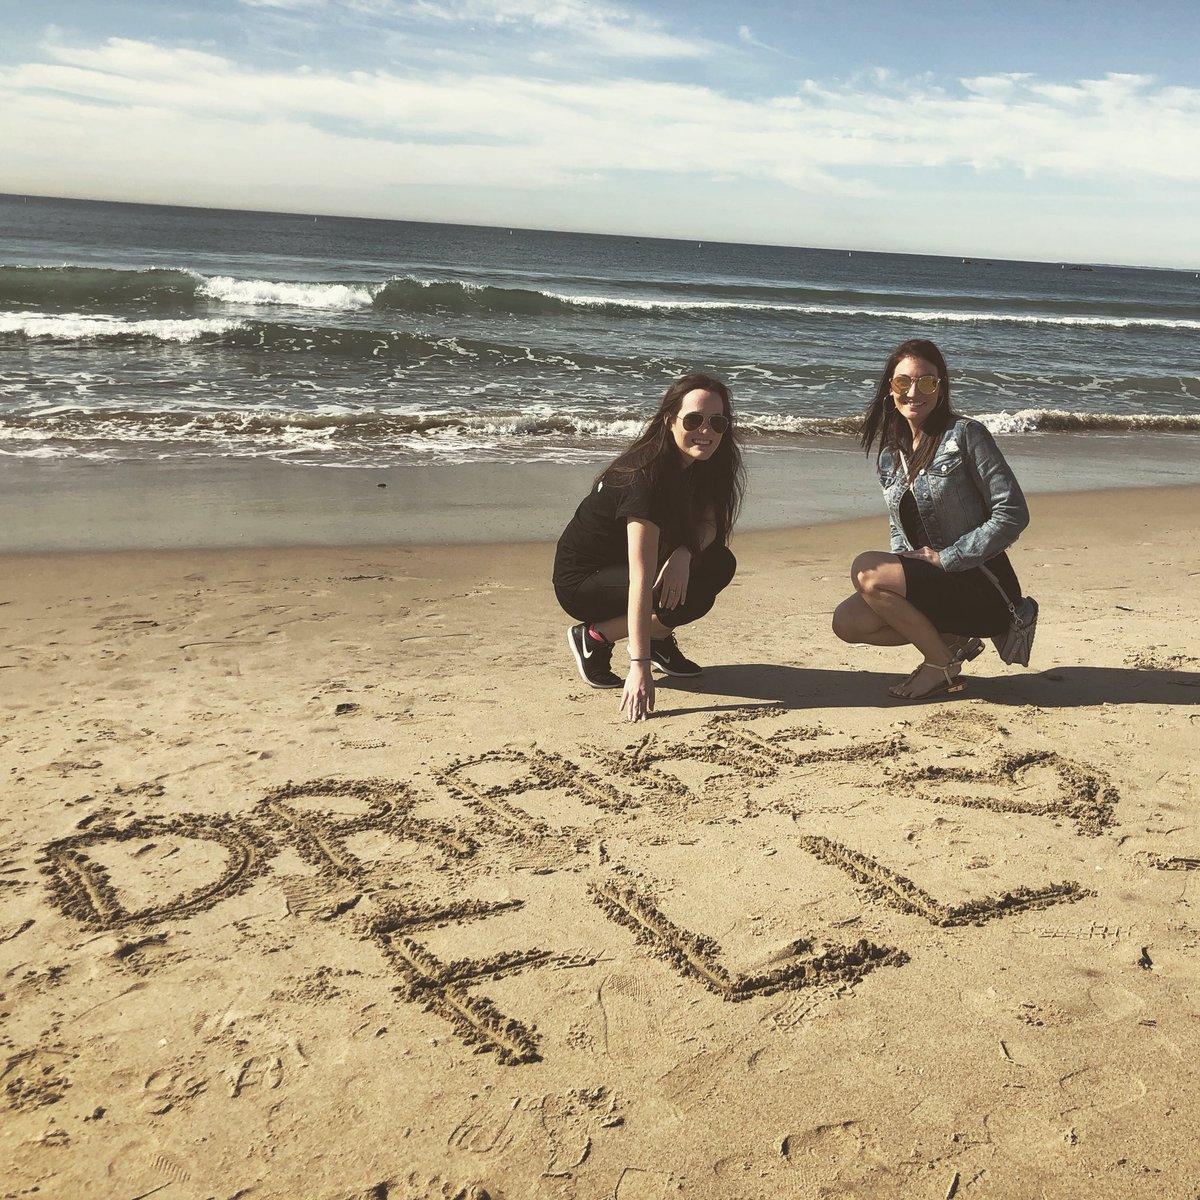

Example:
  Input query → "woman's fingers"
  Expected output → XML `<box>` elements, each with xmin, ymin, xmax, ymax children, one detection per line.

<box><xmin>620</xmin><ymin>676</ymin><xmax>655</xmax><ymax>722</ymax></box>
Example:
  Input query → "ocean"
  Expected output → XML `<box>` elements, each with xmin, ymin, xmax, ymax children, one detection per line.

<box><xmin>3</xmin><ymin>193</ymin><xmax>1199</xmax><ymax>475</ymax></box>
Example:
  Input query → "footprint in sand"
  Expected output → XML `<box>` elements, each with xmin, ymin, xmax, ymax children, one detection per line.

<box><xmin>781</xmin><ymin>1121</ymin><xmax>866</xmax><ymax>1176</ymax></box>
<box><xmin>148</xmin><ymin>1150</ymin><xmax>193</xmax><ymax>1186</ymax></box>
<box><xmin>766</xmin><ymin>980</ymin><xmax>854</xmax><ymax>1031</ymax></box>
<box><xmin>598</xmin><ymin>971</ymin><xmax>681</xmax><ymax>1068</ymax></box>
<box><xmin>141</xmin><ymin>1065</ymin><xmax>209</xmax><ymax>1114</ymax></box>
<box><xmin>777</xmin><ymin>1121</ymin><xmax>897</xmax><ymax>1195</ymax></box>
<box><xmin>657</xmin><ymin>1044</ymin><xmax>738</xmax><ymax>1113</ymax></box>
<box><xmin>1060</xmin><ymin>1063</ymin><xmax>1147</xmax><ymax>1116</ymax></box>
<box><xmin>538</xmin><ymin>1091</ymin><xmax>608</xmax><ymax>1176</ymax></box>
<box><xmin>1085</xmin><ymin>980</ymin><xmax>1146</xmax><ymax>1025</ymax></box>
<box><xmin>276</xmin><ymin>872</ymin><xmax>361</xmax><ymax>919</ymax></box>
<box><xmin>103</xmin><ymin>1139</ymin><xmax>198</xmax><ymax>1197</ymax></box>
<box><xmin>612</xmin><ymin>1167</ymin><xmax>678</xmax><ymax>1199</ymax></box>
<box><xmin>713</xmin><ymin>1123</ymin><xmax>891</xmax><ymax>1198</ymax></box>
<box><xmin>193</xmin><ymin>991</ymin><xmax>255</xmax><ymax>1041</ymax></box>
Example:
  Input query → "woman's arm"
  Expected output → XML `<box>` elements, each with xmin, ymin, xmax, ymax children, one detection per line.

<box><xmin>938</xmin><ymin>422</ymin><xmax>1030</xmax><ymax>572</ymax></box>
<box><xmin>622</xmin><ymin>518</ymin><xmax>659</xmax><ymax>721</ymax></box>
<box><xmin>655</xmin><ymin>509</ymin><xmax>715</xmax><ymax>610</ymax></box>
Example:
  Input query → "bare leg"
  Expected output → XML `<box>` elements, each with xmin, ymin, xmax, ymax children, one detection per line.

<box><xmin>832</xmin><ymin>593</ymin><xmax>909</xmax><ymax>646</ymax></box>
<box><xmin>836</xmin><ymin>595</ymin><xmax>980</xmax><ymax>657</ymax></box>
<box><xmin>845</xmin><ymin>552</ymin><xmax>962</xmax><ymax>699</ymax></box>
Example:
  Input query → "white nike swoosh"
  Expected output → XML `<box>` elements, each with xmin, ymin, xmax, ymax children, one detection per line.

<box><xmin>581</xmin><ymin>632</ymin><xmax>593</xmax><ymax>659</ymax></box>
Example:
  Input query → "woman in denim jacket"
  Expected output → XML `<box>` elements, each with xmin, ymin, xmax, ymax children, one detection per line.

<box><xmin>832</xmin><ymin>338</ymin><xmax>1029</xmax><ymax>700</ymax></box>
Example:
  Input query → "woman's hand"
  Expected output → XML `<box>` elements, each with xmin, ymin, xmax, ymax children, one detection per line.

<box><xmin>620</xmin><ymin>662</ymin><xmax>655</xmax><ymax>722</ymax></box>
<box><xmin>900</xmin><ymin>546</ymin><xmax>943</xmax><ymax>568</ymax></box>
<box><xmin>654</xmin><ymin>548</ymin><xmax>692</xmax><ymax>609</ymax></box>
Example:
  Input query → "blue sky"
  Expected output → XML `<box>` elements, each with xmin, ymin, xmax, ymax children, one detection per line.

<box><xmin>3</xmin><ymin>1</ymin><xmax>1198</xmax><ymax>266</ymax></box>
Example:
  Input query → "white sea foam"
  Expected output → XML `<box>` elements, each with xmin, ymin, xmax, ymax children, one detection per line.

<box><xmin>0</xmin><ymin>312</ymin><xmax>241</xmax><ymax>342</ymax></box>
<box><xmin>978</xmin><ymin>410</ymin><xmax>1044</xmax><ymax>435</ymax></box>
<box><xmin>198</xmin><ymin>276</ymin><xmax>377</xmax><ymax>310</ymax></box>
<box><xmin>543</xmin><ymin>291</ymin><xmax>1200</xmax><ymax>330</ymax></box>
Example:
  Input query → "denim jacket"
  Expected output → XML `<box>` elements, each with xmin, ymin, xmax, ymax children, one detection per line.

<box><xmin>879</xmin><ymin>417</ymin><xmax>1029</xmax><ymax>573</ymax></box>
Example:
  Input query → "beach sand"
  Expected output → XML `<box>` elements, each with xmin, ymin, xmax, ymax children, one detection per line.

<box><xmin>2</xmin><ymin>486</ymin><xmax>1199</xmax><ymax>1199</ymax></box>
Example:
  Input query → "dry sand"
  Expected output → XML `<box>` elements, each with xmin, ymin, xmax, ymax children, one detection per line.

<box><xmin>2</xmin><ymin>486</ymin><xmax>1199</xmax><ymax>1199</ymax></box>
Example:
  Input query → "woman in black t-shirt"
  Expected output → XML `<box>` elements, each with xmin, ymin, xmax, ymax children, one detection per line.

<box><xmin>553</xmin><ymin>373</ymin><xmax>745</xmax><ymax>722</ymax></box>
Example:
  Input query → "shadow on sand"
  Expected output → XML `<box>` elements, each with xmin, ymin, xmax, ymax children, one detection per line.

<box><xmin>656</xmin><ymin>663</ymin><xmax>1200</xmax><ymax>716</ymax></box>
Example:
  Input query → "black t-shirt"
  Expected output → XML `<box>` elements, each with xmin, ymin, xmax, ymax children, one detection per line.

<box><xmin>553</xmin><ymin>469</ymin><xmax>684</xmax><ymax>592</ymax></box>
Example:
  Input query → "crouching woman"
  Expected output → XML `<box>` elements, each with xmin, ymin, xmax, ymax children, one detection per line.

<box><xmin>553</xmin><ymin>373</ymin><xmax>745</xmax><ymax>722</ymax></box>
<box><xmin>832</xmin><ymin>339</ymin><xmax>1029</xmax><ymax>700</ymax></box>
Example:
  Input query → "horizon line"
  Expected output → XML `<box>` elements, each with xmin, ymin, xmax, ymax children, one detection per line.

<box><xmin>4</xmin><ymin>191</ymin><xmax>1194</xmax><ymax>276</ymax></box>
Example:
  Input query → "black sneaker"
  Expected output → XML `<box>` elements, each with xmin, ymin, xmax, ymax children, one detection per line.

<box><xmin>567</xmin><ymin>623</ymin><xmax>622</xmax><ymax>688</ymax></box>
<box><xmin>649</xmin><ymin>631</ymin><xmax>702</xmax><ymax>677</ymax></box>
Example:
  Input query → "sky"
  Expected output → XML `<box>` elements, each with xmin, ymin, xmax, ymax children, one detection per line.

<box><xmin>2</xmin><ymin>1</ymin><xmax>1199</xmax><ymax>266</ymax></box>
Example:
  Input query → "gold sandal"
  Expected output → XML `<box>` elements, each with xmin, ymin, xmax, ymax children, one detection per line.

<box><xmin>888</xmin><ymin>659</ymin><xmax>965</xmax><ymax>702</ymax></box>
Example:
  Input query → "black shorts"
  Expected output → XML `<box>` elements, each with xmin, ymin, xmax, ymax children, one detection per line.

<box><xmin>901</xmin><ymin>552</ymin><xmax>1021</xmax><ymax>638</ymax></box>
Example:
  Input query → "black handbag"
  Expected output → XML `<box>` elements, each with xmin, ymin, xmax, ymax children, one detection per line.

<box><xmin>980</xmin><ymin>565</ymin><xmax>1038</xmax><ymax>667</ymax></box>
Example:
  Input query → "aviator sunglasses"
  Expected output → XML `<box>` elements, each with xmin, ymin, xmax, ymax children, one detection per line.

<box><xmin>890</xmin><ymin>373</ymin><xmax>940</xmax><ymax>397</ymax></box>
<box><xmin>679</xmin><ymin>411</ymin><xmax>730</xmax><ymax>434</ymax></box>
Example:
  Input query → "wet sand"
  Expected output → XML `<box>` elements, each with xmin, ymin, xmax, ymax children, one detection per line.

<box><xmin>2</xmin><ymin>486</ymin><xmax>1199</xmax><ymax>1199</ymax></box>
<box><xmin>4</xmin><ymin>431</ymin><xmax>1200</xmax><ymax>552</ymax></box>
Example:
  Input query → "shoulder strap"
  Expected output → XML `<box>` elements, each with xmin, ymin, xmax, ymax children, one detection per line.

<box><xmin>978</xmin><ymin>563</ymin><xmax>1019</xmax><ymax>616</ymax></box>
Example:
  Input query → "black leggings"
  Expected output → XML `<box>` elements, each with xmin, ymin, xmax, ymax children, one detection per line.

<box><xmin>555</xmin><ymin>544</ymin><xmax>736</xmax><ymax>629</ymax></box>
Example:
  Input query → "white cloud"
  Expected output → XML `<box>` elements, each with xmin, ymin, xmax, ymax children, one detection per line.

<box><xmin>480</xmin><ymin>0</ymin><xmax>709</xmax><ymax>59</ymax></box>
<box><xmin>8</xmin><ymin>39</ymin><xmax>1199</xmax><ymax>191</ymax></box>
<box><xmin>246</xmin><ymin>0</ymin><xmax>711</xmax><ymax>59</ymax></box>
<box><xmin>736</xmin><ymin>23</ymin><xmax>779</xmax><ymax>55</ymax></box>
<box><xmin>3</xmin><ymin>37</ymin><xmax>1199</xmax><ymax>262</ymax></box>
<box><xmin>239</xmin><ymin>0</ymin><xmax>328</xmax><ymax>9</ymax></box>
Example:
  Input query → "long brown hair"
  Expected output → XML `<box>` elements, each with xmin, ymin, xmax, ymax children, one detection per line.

<box><xmin>602</xmin><ymin>372</ymin><xmax>745</xmax><ymax>552</ymax></box>
<box><xmin>860</xmin><ymin>338</ymin><xmax>961</xmax><ymax>482</ymax></box>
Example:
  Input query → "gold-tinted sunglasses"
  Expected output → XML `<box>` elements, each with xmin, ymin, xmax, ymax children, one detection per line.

<box><xmin>890</xmin><ymin>373</ymin><xmax>940</xmax><ymax>397</ymax></box>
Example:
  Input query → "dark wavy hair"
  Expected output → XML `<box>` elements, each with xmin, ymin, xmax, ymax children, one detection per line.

<box><xmin>860</xmin><ymin>338</ymin><xmax>961</xmax><ymax>482</ymax></box>
<box><xmin>602</xmin><ymin>372</ymin><xmax>745</xmax><ymax>552</ymax></box>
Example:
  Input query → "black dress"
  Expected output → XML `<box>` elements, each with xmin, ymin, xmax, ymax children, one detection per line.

<box><xmin>898</xmin><ymin>490</ymin><xmax>1021</xmax><ymax>638</ymax></box>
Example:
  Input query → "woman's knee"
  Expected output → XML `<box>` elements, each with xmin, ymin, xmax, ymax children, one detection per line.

<box><xmin>702</xmin><ymin>544</ymin><xmax>737</xmax><ymax>592</ymax></box>
<box><xmin>832</xmin><ymin>595</ymin><xmax>868</xmax><ymax>643</ymax></box>
<box><xmin>831</xmin><ymin>600</ymin><xmax>853</xmax><ymax>643</ymax></box>
<box><xmin>851</xmin><ymin>551</ymin><xmax>899</xmax><ymax>597</ymax></box>
<box><xmin>849</xmin><ymin>551</ymin><xmax>876</xmax><ymax>593</ymax></box>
